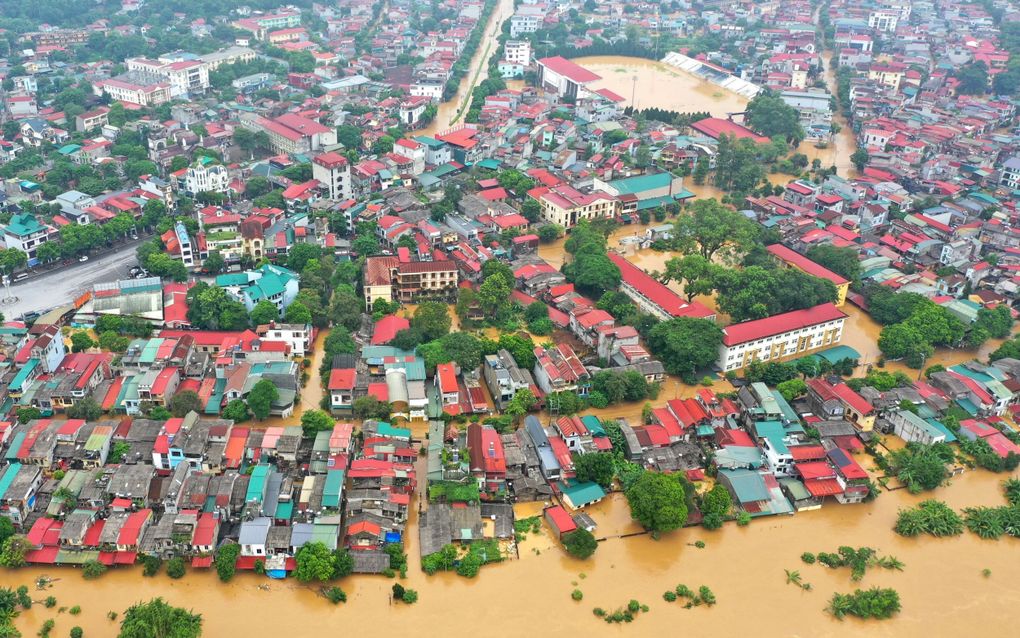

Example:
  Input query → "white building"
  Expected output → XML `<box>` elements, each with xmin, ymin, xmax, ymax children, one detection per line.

<box><xmin>181</xmin><ymin>161</ymin><xmax>230</xmax><ymax>197</ymax></box>
<box><xmin>718</xmin><ymin>303</ymin><xmax>847</xmax><ymax>372</ymax></box>
<box><xmin>410</xmin><ymin>80</ymin><xmax>444</xmax><ymax>100</ymax></box>
<box><xmin>867</xmin><ymin>10</ymin><xmax>899</xmax><ymax>32</ymax></box>
<box><xmin>93</xmin><ymin>78</ymin><xmax>172</xmax><ymax>107</ymax></box>
<box><xmin>198</xmin><ymin>45</ymin><xmax>256</xmax><ymax>71</ymax></box>
<box><xmin>126</xmin><ymin>57</ymin><xmax>210</xmax><ymax>98</ymax></box>
<box><xmin>999</xmin><ymin>156</ymin><xmax>1020</xmax><ymax>190</ymax></box>
<box><xmin>312</xmin><ymin>151</ymin><xmax>353</xmax><ymax>201</ymax></box>
<box><xmin>260</xmin><ymin>323</ymin><xmax>312</xmax><ymax>357</ymax></box>
<box><xmin>504</xmin><ymin>40</ymin><xmax>532</xmax><ymax>66</ymax></box>
<box><xmin>510</xmin><ymin>6</ymin><xmax>543</xmax><ymax>37</ymax></box>
<box><xmin>174</xmin><ymin>222</ymin><xmax>196</xmax><ymax>268</ymax></box>
<box><xmin>887</xmin><ymin>409</ymin><xmax>946</xmax><ymax>445</ymax></box>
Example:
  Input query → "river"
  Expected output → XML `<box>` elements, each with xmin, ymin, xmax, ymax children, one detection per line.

<box><xmin>10</xmin><ymin>468</ymin><xmax>1019</xmax><ymax>637</ymax></box>
<box><xmin>417</xmin><ymin>0</ymin><xmax>516</xmax><ymax>138</ymax></box>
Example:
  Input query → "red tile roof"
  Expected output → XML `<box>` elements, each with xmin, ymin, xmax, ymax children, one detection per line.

<box><xmin>691</xmin><ymin>117</ymin><xmax>769</xmax><ymax>143</ymax></box>
<box><xmin>608</xmin><ymin>253</ymin><xmax>715</xmax><ymax>319</ymax></box>
<box><xmin>538</xmin><ymin>56</ymin><xmax>601</xmax><ymax>83</ymax></box>
<box><xmin>766</xmin><ymin>244</ymin><xmax>849</xmax><ymax>286</ymax></box>
<box><xmin>722</xmin><ymin>303</ymin><xmax>847</xmax><ymax>346</ymax></box>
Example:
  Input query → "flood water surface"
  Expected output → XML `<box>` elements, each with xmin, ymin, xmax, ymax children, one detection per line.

<box><xmin>10</xmin><ymin>470</ymin><xmax>1020</xmax><ymax>637</ymax></box>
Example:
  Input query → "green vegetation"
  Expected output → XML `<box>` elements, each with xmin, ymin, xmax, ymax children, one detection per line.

<box><xmin>885</xmin><ymin>442</ymin><xmax>954</xmax><ymax>493</ymax></box>
<box><xmin>165</xmin><ymin>557</ymin><xmax>186</xmax><ymax>579</ymax></box>
<box><xmin>962</xmin><ymin>505</ymin><xmax>1020</xmax><ymax>539</ymax></box>
<box><xmin>571</xmin><ymin>589</ymin><xmax>584</xmax><ymax>601</ymax></box>
<box><xmin>699</xmin><ymin>484</ymin><xmax>733</xmax><ymax>530</ymax></box>
<box><xmin>117</xmin><ymin>597</ymin><xmax>202</xmax><ymax>638</ymax></box>
<box><xmin>215</xmin><ymin>543</ymin><xmax>240</xmax><ymax>582</ymax></box>
<box><xmin>663</xmin><ymin>584</ymin><xmax>717</xmax><ymax>608</ymax></box>
<box><xmin>894</xmin><ymin>500</ymin><xmax>964</xmax><ymax>537</ymax></box>
<box><xmin>141</xmin><ymin>556</ymin><xmax>162</xmax><ymax>577</ymax></box>
<box><xmin>592</xmin><ymin>599</ymin><xmax>650</xmax><ymax>624</ymax></box>
<box><xmin>812</xmin><ymin>547</ymin><xmax>904</xmax><ymax>581</ymax></box>
<box><xmin>323</xmin><ymin>587</ymin><xmax>347</xmax><ymax>604</ymax></box>
<box><xmin>421</xmin><ymin>540</ymin><xmax>502</xmax><ymax>578</ymax></box>
<box><xmin>562</xmin><ymin>529</ymin><xmax>598</xmax><ymax>559</ymax></box>
<box><xmin>82</xmin><ymin>559</ymin><xmax>107</xmax><ymax>580</ymax></box>
<box><xmin>625</xmin><ymin>471</ymin><xmax>688</xmax><ymax>534</ymax></box>
<box><xmin>827</xmin><ymin>588</ymin><xmax>901</xmax><ymax>620</ymax></box>
<box><xmin>428</xmin><ymin>481</ymin><xmax>481</xmax><ymax>504</ymax></box>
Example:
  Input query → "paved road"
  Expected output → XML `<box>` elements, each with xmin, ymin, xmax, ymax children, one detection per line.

<box><xmin>1</xmin><ymin>238</ymin><xmax>147</xmax><ymax>320</ymax></box>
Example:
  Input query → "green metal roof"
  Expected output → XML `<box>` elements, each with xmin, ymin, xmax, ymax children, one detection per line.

<box><xmin>720</xmin><ymin>468</ymin><xmax>770</xmax><ymax>503</ymax></box>
<box><xmin>10</xmin><ymin>358</ymin><xmax>39</xmax><ymax>392</ymax></box>
<box><xmin>322</xmin><ymin>469</ymin><xmax>344</xmax><ymax>508</ymax></box>
<box><xmin>606</xmin><ymin>172</ymin><xmax>674</xmax><ymax>195</ymax></box>
<box><xmin>0</xmin><ymin>463</ymin><xmax>23</xmax><ymax>500</ymax></box>
<box><xmin>580</xmin><ymin>415</ymin><xmax>605</xmax><ymax>436</ymax></box>
<box><xmin>3</xmin><ymin>434</ymin><xmax>23</xmax><ymax>461</ymax></box>
<box><xmin>560</xmin><ymin>480</ymin><xmax>605</xmax><ymax>507</ymax></box>
<box><xmin>246</xmin><ymin>464</ymin><xmax>270</xmax><ymax>503</ymax></box>
<box><xmin>4</xmin><ymin>213</ymin><xmax>46</xmax><ymax>237</ymax></box>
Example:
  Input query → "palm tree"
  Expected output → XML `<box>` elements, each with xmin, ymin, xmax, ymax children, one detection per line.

<box><xmin>784</xmin><ymin>569</ymin><xmax>803</xmax><ymax>587</ymax></box>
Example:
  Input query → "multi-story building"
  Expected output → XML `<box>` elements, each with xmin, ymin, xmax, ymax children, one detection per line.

<box><xmin>248</xmin><ymin>113</ymin><xmax>337</xmax><ymax>155</ymax></box>
<box><xmin>126</xmin><ymin>57</ymin><xmax>210</xmax><ymax>97</ymax></box>
<box><xmin>718</xmin><ymin>303</ymin><xmax>847</xmax><ymax>372</ymax></box>
<box><xmin>75</xmin><ymin>107</ymin><xmax>110</xmax><ymax>132</ymax></box>
<box><xmin>531</xmin><ymin>184</ymin><xmax>617</xmax><ymax>228</ymax></box>
<box><xmin>608</xmin><ymin>253</ymin><xmax>716</xmax><ymax>321</ymax></box>
<box><xmin>765</xmin><ymin>244</ymin><xmax>850</xmax><ymax>306</ymax></box>
<box><xmin>93</xmin><ymin>78</ymin><xmax>172</xmax><ymax>107</ymax></box>
<box><xmin>504</xmin><ymin>40</ymin><xmax>532</xmax><ymax>66</ymax></box>
<box><xmin>510</xmin><ymin>5</ymin><xmax>544</xmax><ymax>37</ymax></box>
<box><xmin>179</xmin><ymin>160</ymin><xmax>230</xmax><ymax>197</ymax></box>
<box><xmin>362</xmin><ymin>256</ymin><xmax>458</xmax><ymax>307</ymax></box>
<box><xmin>312</xmin><ymin>152</ymin><xmax>353</xmax><ymax>201</ymax></box>
<box><xmin>2</xmin><ymin>213</ymin><xmax>54</xmax><ymax>263</ymax></box>
<box><xmin>867</xmin><ymin>10</ymin><xmax>899</xmax><ymax>32</ymax></box>
<box><xmin>199</xmin><ymin>45</ymin><xmax>256</xmax><ymax>70</ymax></box>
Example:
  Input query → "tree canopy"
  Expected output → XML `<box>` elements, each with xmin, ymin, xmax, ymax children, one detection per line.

<box><xmin>745</xmin><ymin>92</ymin><xmax>805</xmax><ymax>143</ymax></box>
<box><xmin>117</xmin><ymin>597</ymin><xmax>202</xmax><ymax>638</ymax></box>
<box><xmin>671</xmin><ymin>198</ymin><xmax>758</xmax><ymax>262</ymax></box>
<box><xmin>625</xmin><ymin>471</ymin><xmax>688</xmax><ymax>532</ymax></box>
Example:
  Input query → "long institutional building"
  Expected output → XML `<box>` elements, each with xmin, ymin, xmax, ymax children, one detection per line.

<box><xmin>718</xmin><ymin>303</ymin><xmax>848</xmax><ymax>372</ymax></box>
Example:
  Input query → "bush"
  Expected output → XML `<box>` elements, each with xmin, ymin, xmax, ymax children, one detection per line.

<box><xmin>82</xmin><ymin>559</ymin><xmax>106</xmax><ymax>580</ymax></box>
<box><xmin>69</xmin><ymin>606</ymin><xmax>81</xmax><ymax>616</ymax></box>
<box><xmin>166</xmin><ymin>557</ymin><xmax>187</xmax><ymax>579</ymax></box>
<box><xmin>828</xmin><ymin>587</ymin><xmax>901</xmax><ymax>620</ymax></box>
<box><xmin>736</xmin><ymin>512</ymin><xmax>752</xmax><ymax>526</ymax></box>
<box><xmin>801</xmin><ymin>552</ymin><xmax>816</xmax><ymax>564</ymax></box>
<box><xmin>894</xmin><ymin>500</ymin><xmax>964</xmax><ymax>537</ymax></box>
<box><xmin>571</xmin><ymin>589</ymin><xmax>584</xmax><ymax>601</ymax></box>
<box><xmin>45</xmin><ymin>596</ymin><xmax>57</xmax><ymax>608</ymax></box>
<box><xmin>215</xmin><ymin>543</ymin><xmax>240</xmax><ymax>582</ymax></box>
<box><xmin>141</xmin><ymin>555</ymin><xmax>162</xmax><ymax>577</ymax></box>
<box><xmin>401</xmin><ymin>589</ymin><xmax>418</xmax><ymax>604</ymax></box>
<box><xmin>71</xmin><ymin>628</ymin><xmax>83</xmax><ymax>638</ymax></box>
<box><xmin>324</xmin><ymin>587</ymin><xmax>346</xmax><ymax>604</ymax></box>
<box><xmin>562</xmin><ymin>529</ymin><xmax>598</xmax><ymax>559</ymax></box>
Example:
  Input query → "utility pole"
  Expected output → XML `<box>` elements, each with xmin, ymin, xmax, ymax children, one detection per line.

<box><xmin>631</xmin><ymin>75</ymin><xmax>637</xmax><ymax>111</ymax></box>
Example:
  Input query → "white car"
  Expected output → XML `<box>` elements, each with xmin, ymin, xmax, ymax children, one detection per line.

<box><xmin>78</xmin><ymin>255</ymin><xmax>89</xmax><ymax>262</ymax></box>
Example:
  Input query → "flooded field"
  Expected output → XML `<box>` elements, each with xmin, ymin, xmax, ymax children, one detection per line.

<box><xmin>574</xmin><ymin>56</ymin><xmax>750</xmax><ymax>117</ymax></box>
<box><xmin>11</xmin><ymin>469</ymin><xmax>1020</xmax><ymax>638</ymax></box>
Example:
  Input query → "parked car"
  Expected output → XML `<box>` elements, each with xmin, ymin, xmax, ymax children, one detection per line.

<box><xmin>79</xmin><ymin>255</ymin><xmax>89</xmax><ymax>262</ymax></box>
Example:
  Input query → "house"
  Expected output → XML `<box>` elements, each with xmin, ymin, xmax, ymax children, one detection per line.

<box><xmin>532</xmin><ymin>343</ymin><xmax>590</xmax><ymax>396</ymax></box>
<box><xmin>537</xmin><ymin>56</ymin><xmax>601</xmax><ymax>99</ymax></box>
<box><xmin>3</xmin><ymin>213</ymin><xmax>54</xmax><ymax>263</ymax></box>
<box><xmin>362</xmin><ymin>256</ymin><xmax>459</xmax><ymax>307</ymax></box>
<box><xmin>543</xmin><ymin>505</ymin><xmax>577</xmax><ymax>539</ymax></box>
<box><xmin>467</xmin><ymin>423</ymin><xmax>507</xmax><ymax>496</ymax></box>
<box><xmin>328</xmin><ymin>369</ymin><xmax>356</xmax><ymax>414</ymax></box>
<box><xmin>608</xmin><ymin>253</ymin><xmax>715</xmax><ymax>321</ymax></box>
<box><xmin>530</xmin><ymin>184</ymin><xmax>617</xmax><ymax>229</ymax></box>
<box><xmin>887</xmin><ymin>409</ymin><xmax>946</xmax><ymax>445</ymax></box>
<box><xmin>435</xmin><ymin>363</ymin><xmax>460</xmax><ymax>414</ymax></box>
<box><xmin>312</xmin><ymin>152</ymin><xmax>353</xmax><ymax>201</ymax></box>
<box><xmin>216</xmin><ymin>264</ymin><xmax>299</xmax><ymax>314</ymax></box>
<box><xmin>718</xmin><ymin>303</ymin><xmax>847</xmax><ymax>372</ymax></box>
<box><xmin>483</xmin><ymin>349</ymin><xmax>534</xmax><ymax>410</ymax></box>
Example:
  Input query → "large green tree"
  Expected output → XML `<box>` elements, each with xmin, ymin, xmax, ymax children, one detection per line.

<box><xmin>294</xmin><ymin>541</ymin><xmax>336</xmax><ymax>582</ymax></box>
<box><xmin>246</xmin><ymin>379</ymin><xmax>279</xmax><ymax>420</ymax></box>
<box><xmin>625</xmin><ymin>471</ymin><xmax>688</xmax><ymax>533</ymax></box>
<box><xmin>672</xmin><ymin>198</ymin><xmax>758</xmax><ymax>262</ymax></box>
<box><xmin>647</xmin><ymin>318</ymin><xmax>723</xmax><ymax>378</ymax></box>
<box><xmin>118</xmin><ymin>597</ymin><xmax>202</xmax><ymax>638</ymax></box>
<box><xmin>745</xmin><ymin>92</ymin><xmax>805</xmax><ymax>143</ymax></box>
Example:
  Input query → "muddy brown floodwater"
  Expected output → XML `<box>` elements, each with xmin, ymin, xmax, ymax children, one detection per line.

<box><xmin>11</xmin><ymin>468</ymin><xmax>1020</xmax><ymax>638</ymax></box>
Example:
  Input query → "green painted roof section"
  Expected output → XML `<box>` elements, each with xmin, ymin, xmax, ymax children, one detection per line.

<box><xmin>58</xmin><ymin>144</ymin><xmax>81</xmax><ymax>154</ymax></box>
<box><xmin>925</xmin><ymin>418</ymin><xmax>958</xmax><ymax>443</ymax></box>
<box><xmin>560</xmin><ymin>480</ymin><xmax>605</xmax><ymax>506</ymax></box>
<box><xmin>216</xmin><ymin>273</ymin><xmax>249</xmax><ymax>286</ymax></box>
<box><xmin>323</xmin><ymin>470</ymin><xmax>344</xmax><ymax>508</ymax></box>
<box><xmin>275</xmin><ymin>500</ymin><xmax>294</xmax><ymax>521</ymax></box>
<box><xmin>376</xmin><ymin>422</ymin><xmax>411</xmax><ymax>440</ymax></box>
<box><xmin>3</xmin><ymin>433</ymin><xmax>24</xmax><ymax>461</ymax></box>
<box><xmin>413</xmin><ymin>136</ymin><xmax>445</xmax><ymax>148</ymax></box>
<box><xmin>246</xmin><ymin>464</ymin><xmax>270</xmax><ymax>503</ymax></box>
<box><xmin>204</xmin><ymin>377</ymin><xmax>226</xmax><ymax>414</ymax></box>
<box><xmin>476</xmin><ymin>158</ymin><xmax>501</xmax><ymax>170</ymax></box>
<box><xmin>720</xmin><ymin>468</ymin><xmax>769</xmax><ymax>502</ymax></box>
<box><xmin>754</xmin><ymin>420</ymin><xmax>790</xmax><ymax>454</ymax></box>
<box><xmin>84</xmin><ymin>429</ymin><xmax>111</xmax><ymax>452</ymax></box>
<box><xmin>605</xmin><ymin>172</ymin><xmax>674</xmax><ymax>195</ymax></box>
<box><xmin>4</xmin><ymin>213</ymin><xmax>46</xmax><ymax>237</ymax></box>
<box><xmin>580</xmin><ymin>415</ymin><xmax>605</xmax><ymax>436</ymax></box>
<box><xmin>311</xmin><ymin>523</ymin><xmax>338</xmax><ymax>549</ymax></box>
<box><xmin>10</xmin><ymin>358</ymin><xmax>39</xmax><ymax>391</ymax></box>
<box><xmin>779</xmin><ymin>477</ymin><xmax>810</xmax><ymax>501</ymax></box>
<box><xmin>0</xmin><ymin>463</ymin><xmax>23</xmax><ymax>500</ymax></box>
<box><xmin>955</xmin><ymin>397</ymin><xmax>979</xmax><ymax>416</ymax></box>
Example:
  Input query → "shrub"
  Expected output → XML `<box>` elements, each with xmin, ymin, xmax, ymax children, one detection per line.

<box><xmin>894</xmin><ymin>500</ymin><xmax>964</xmax><ymax>537</ymax></box>
<box><xmin>69</xmin><ymin>606</ymin><xmax>81</xmax><ymax>616</ymax></box>
<box><xmin>45</xmin><ymin>596</ymin><xmax>57</xmax><ymax>608</ymax></box>
<box><xmin>663</xmin><ymin>591</ymin><xmax>677</xmax><ymax>602</ymax></box>
<box><xmin>392</xmin><ymin>584</ymin><xmax>405</xmax><ymax>600</ymax></box>
<box><xmin>736</xmin><ymin>512</ymin><xmax>752</xmax><ymax>526</ymax></box>
<box><xmin>215</xmin><ymin>543</ymin><xmax>240</xmax><ymax>582</ymax></box>
<box><xmin>141</xmin><ymin>555</ymin><xmax>162</xmax><ymax>577</ymax></box>
<box><xmin>571</xmin><ymin>589</ymin><xmax>584</xmax><ymax>601</ymax></box>
<box><xmin>828</xmin><ymin>587</ymin><xmax>901</xmax><ymax>620</ymax></box>
<box><xmin>401</xmin><ymin>589</ymin><xmax>418</xmax><ymax>604</ymax></box>
<box><xmin>166</xmin><ymin>557</ymin><xmax>186</xmax><ymax>579</ymax></box>
<box><xmin>801</xmin><ymin>552</ymin><xmax>816</xmax><ymax>564</ymax></box>
<box><xmin>562</xmin><ymin>529</ymin><xmax>598</xmax><ymax>559</ymax></box>
<box><xmin>71</xmin><ymin>628</ymin><xmax>83</xmax><ymax>638</ymax></box>
<box><xmin>324</xmin><ymin>587</ymin><xmax>346</xmax><ymax>604</ymax></box>
<box><xmin>82</xmin><ymin>559</ymin><xmax>106</xmax><ymax>580</ymax></box>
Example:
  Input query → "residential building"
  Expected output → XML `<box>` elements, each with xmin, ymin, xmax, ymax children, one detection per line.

<box><xmin>93</xmin><ymin>78</ymin><xmax>172</xmax><ymax>107</ymax></box>
<box><xmin>2</xmin><ymin>213</ymin><xmax>54</xmax><ymax>263</ymax></box>
<box><xmin>216</xmin><ymin>264</ymin><xmax>300</xmax><ymax>314</ymax></box>
<box><xmin>608</xmin><ymin>253</ymin><xmax>716</xmax><ymax>321</ymax></box>
<box><xmin>312</xmin><ymin>152</ymin><xmax>353</xmax><ymax>201</ymax></box>
<box><xmin>766</xmin><ymin>244</ymin><xmax>850</xmax><ymax>306</ymax></box>
<box><xmin>531</xmin><ymin>184</ymin><xmax>617</xmax><ymax>228</ymax></box>
<box><xmin>537</xmin><ymin>56</ymin><xmax>601</xmax><ymax>99</ymax></box>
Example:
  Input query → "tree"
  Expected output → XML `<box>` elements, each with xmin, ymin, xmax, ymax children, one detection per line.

<box><xmin>661</xmin><ymin>254</ymin><xmax>717</xmax><ymax>301</ymax></box>
<box><xmin>476</xmin><ymin>272</ymin><xmax>514</xmax><ymax>323</ymax></box>
<box><xmin>294</xmin><ymin>541</ymin><xmax>335</xmax><ymax>582</ymax></box>
<box><xmin>625</xmin><ymin>471</ymin><xmax>688</xmax><ymax>533</ymax></box>
<box><xmin>70</xmin><ymin>331</ymin><xmax>95</xmax><ymax>353</ymax></box>
<box><xmin>117</xmin><ymin>598</ymin><xmax>202</xmax><ymax>638</ymax></box>
<box><xmin>203</xmin><ymin>251</ymin><xmax>225</xmax><ymax>275</ymax></box>
<box><xmin>284</xmin><ymin>301</ymin><xmax>312</xmax><ymax>325</ymax></box>
<box><xmin>777</xmin><ymin>378</ymin><xmax>807</xmax><ymax>401</ymax></box>
<box><xmin>250</xmin><ymin>300</ymin><xmax>280</xmax><ymax>326</ymax></box>
<box><xmin>301</xmin><ymin>409</ymin><xmax>334</xmax><ymax>437</ymax></box>
<box><xmin>975</xmin><ymin>305</ymin><xmax>1013</xmax><ymax>339</ymax></box>
<box><xmin>170</xmin><ymin>391</ymin><xmax>203</xmax><ymax>418</ymax></box>
<box><xmin>0</xmin><ymin>518</ymin><xmax>14</xmax><ymax>549</ymax></box>
<box><xmin>67</xmin><ymin>398</ymin><xmax>102</xmax><ymax>421</ymax></box>
<box><xmin>878</xmin><ymin>323</ymin><xmax>932</xmax><ymax>365</ymax></box>
<box><xmin>352</xmin><ymin>396</ymin><xmax>390</xmax><ymax>420</ymax></box>
<box><xmin>16</xmin><ymin>407</ymin><xmax>41</xmax><ymax>425</ymax></box>
<box><xmin>672</xmin><ymin>198</ymin><xmax>758</xmax><ymax>262</ymax></box>
<box><xmin>332</xmin><ymin>548</ymin><xmax>354</xmax><ymax>579</ymax></box>
<box><xmin>745</xmin><ymin>92</ymin><xmax>805</xmax><ymax>143</ymax></box>
<box><xmin>565</xmin><ymin>252</ymin><xmax>621</xmax><ymax>297</ymax></box>
<box><xmin>850</xmin><ymin>148</ymin><xmax>870</xmax><ymax>172</ymax></box>
<box><xmin>336</xmin><ymin>125</ymin><xmax>362</xmax><ymax>149</ymax></box>
<box><xmin>573</xmin><ymin>452</ymin><xmax>614</xmax><ymax>488</ymax></box>
<box><xmin>286</xmin><ymin>243</ymin><xmax>322</xmax><ymax>273</ymax></box>
<box><xmin>0</xmin><ymin>536</ymin><xmax>30</xmax><ymax>568</ymax></box>
<box><xmin>246</xmin><ymin>379</ymin><xmax>279</xmax><ymax>420</ymax></box>
<box><xmin>411</xmin><ymin>301</ymin><xmax>452</xmax><ymax>341</ymax></box>
<box><xmin>955</xmin><ymin>60</ymin><xmax>989</xmax><ymax>95</ymax></box>
<box><xmin>505</xmin><ymin>388</ymin><xmax>537</xmax><ymax>421</ymax></box>
<box><xmin>889</xmin><ymin>443</ymin><xmax>953</xmax><ymax>493</ymax></box>
<box><xmin>215</xmin><ymin>543</ymin><xmax>240</xmax><ymax>582</ymax></box>
<box><xmin>866</xmin><ymin>288</ymin><xmax>931</xmax><ymax>325</ymax></box>
<box><xmin>646</xmin><ymin>318</ymin><xmax>724</xmax><ymax>378</ymax></box>
<box><xmin>222</xmin><ymin>399</ymin><xmax>251</xmax><ymax>422</ymax></box>
<box><xmin>562</xmin><ymin>529</ymin><xmax>598</xmax><ymax>559</ymax></box>
<box><xmin>98</xmin><ymin>331</ymin><xmax>130</xmax><ymax>353</ymax></box>
<box><xmin>186</xmin><ymin>283</ymin><xmax>249</xmax><ymax>330</ymax></box>
<box><xmin>806</xmin><ymin>244</ymin><xmax>861</xmax><ymax>282</ymax></box>
<box><xmin>537</xmin><ymin>224</ymin><xmax>563</xmax><ymax>243</ymax></box>
<box><xmin>701</xmin><ymin>484</ymin><xmax>732</xmax><ymax>522</ymax></box>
